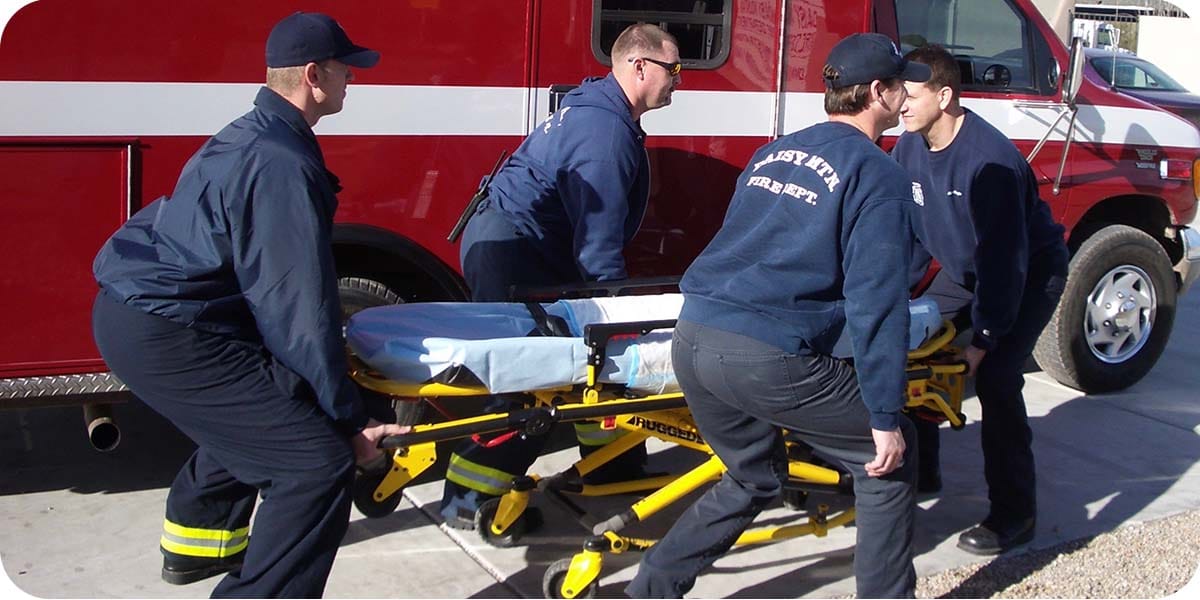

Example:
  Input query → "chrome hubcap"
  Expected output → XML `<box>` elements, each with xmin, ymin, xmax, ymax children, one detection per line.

<box><xmin>1084</xmin><ymin>265</ymin><xmax>1156</xmax><ymax>364</ymax></box>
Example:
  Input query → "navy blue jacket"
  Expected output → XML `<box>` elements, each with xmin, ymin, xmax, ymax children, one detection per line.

<box><xmin>680</xmin><ymin>122</ymin><xmax>915</xmax><ymax>431</ymax></box>
<box><xmin>487</xmin><ymin>74</ymin><xmax>649</xmax><ymax>280</ymax></box>
<box><xmin>892</xmin><ymin>109</ymin><xmax>1065</xmax><ymax>351</ymax></box>
<box><xmin>93</xmin><ymin>87</ymin><xmax>367</xmax><ymax>433</ymax></box>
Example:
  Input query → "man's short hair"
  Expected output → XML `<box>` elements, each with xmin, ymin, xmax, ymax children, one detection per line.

<box><xmin>611</xmin><ymin>23</ymin><xmax>679</xmax><ymax>62</ymax></box>
<box><xmin>266</xmin><ymin>65</ymin><xmax>305</xmax><ymax>93</ymax></box>
<box><xmin>824</xmin><ymin>77</ymin><xmax>899</xmax><ymax>115</ymax></box>
<box><xmin>904</xmin><ymin>45</ymin><xmax>961</xmax><ymax>102</ymax></box>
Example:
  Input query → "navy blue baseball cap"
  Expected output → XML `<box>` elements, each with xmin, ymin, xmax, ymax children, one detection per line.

<box><xmin>822</xmin><ymin>33</ymin><xmax>929</xmax><ymax>89</ymax></box>
<box><xmin>266</xmin><ymin>12</ymin><xmax>380</xmax><ymax>68</ymax></box>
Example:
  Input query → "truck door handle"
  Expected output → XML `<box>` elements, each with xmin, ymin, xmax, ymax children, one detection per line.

<box><xmin>1012</xmin><ymin>99</ymin><xmax>1064</xmax><ymax>110</ymax></box>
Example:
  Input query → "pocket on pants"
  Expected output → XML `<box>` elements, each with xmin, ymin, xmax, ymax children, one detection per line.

<box><xmin>714</xmin><ymin>351</ymin><xmax>820</xmax><ymax>415</ymax></box>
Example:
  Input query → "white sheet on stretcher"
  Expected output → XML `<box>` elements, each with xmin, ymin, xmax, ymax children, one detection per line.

<box><xmin>345</xmin><ymin>294</ymin><xmax>942</xmax><ymax>396</ymax></box>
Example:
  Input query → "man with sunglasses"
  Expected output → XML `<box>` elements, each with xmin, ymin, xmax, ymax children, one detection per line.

<box><xmin>91</xmin><ymin>12</ymin><xmax>407</xmax><ymax>597</ymax></box>
<box><xmin>441</xmin><ymin>23</ymin><xmax>682</xmax><ymax>530</ymax></box>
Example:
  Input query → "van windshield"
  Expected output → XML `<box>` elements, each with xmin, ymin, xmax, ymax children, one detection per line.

<box><xmin>1090</xmin><ymin>56</ymin><xmax>1188</xmax><ymax>92</ymax></box>
<box><xmin>895</xmin><ymin>0</ymin><xmax>1039</xmax><ymax>93</ymax></box>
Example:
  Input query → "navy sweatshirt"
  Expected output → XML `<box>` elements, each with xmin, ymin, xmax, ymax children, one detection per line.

<box><xmin>680</xmin><ymin>122</ymin><xmax>915</xmax><ymax>431</ymax></box>
<box><xmin>488</xmin><ymin>73</ymin><xmax>649</xmax><ymax>280</ymax></box>
<box><xmin>892</xmin><ymin>109</ymin><xmax>1065</xmax><ymax>351</ymax></box>
<box><xmin>93</xmin><ymin>87</ymin><xmax>367</xmax><ymax>434</ymax></box>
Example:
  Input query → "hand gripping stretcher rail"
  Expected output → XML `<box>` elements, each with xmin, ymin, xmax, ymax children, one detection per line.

<box><xmin>344</xmin><ymin>285</ymin><xmax>967</xmax><ymax>599</ymax></box>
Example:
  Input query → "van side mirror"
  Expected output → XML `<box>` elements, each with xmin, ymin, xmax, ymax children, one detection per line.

<box><xmin>1062</xmin><ymin>36</ymin><xmax>1086</xmax><ymax>106</ymax></box>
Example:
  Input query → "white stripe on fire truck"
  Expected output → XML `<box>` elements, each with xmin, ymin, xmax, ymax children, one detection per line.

<box><xmin>1</xmin><ymin>81</ymin><xmax>1197</xmax><ymax>149</ymax></box>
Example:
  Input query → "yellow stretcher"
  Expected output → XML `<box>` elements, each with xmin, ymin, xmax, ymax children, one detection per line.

<box><xmin>348</xmin><ymin>313</ymin><xmax>967</xmax><ymax>599</ymax></box>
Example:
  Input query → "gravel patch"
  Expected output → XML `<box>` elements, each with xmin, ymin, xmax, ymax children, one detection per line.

<box><xmin>915</xmin><ymin>510</ymin><xmax>1200</xmax><ymax>598</ymax></box>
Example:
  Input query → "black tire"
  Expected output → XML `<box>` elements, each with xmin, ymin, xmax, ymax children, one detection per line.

<box><xmin>1034</xmin><ymin>225</ymin><xmax>1176</xmax><ymax>393</ymax></box>
<box><xmin>475</xmin><ymin>497</ymin><xmax>543</xmax><ymax>548</ymax></box>
<box><xmin>338</xmin><ymin>276</ymin><xmax>425</xmax><ymax>426</ymax></box>
<box><xmin>542</xmin><ymin>557</ymin><xmax>598</xmax><ymax>599</ymax></box>
<box><xmin>339</xmin><ymin>276</ymin><xmax>403</xmax><ymax>319</ymax></box>
<box><xmin>353</xmin><ymin>461</ymin><xmax>404</xmax><ymax>518</ymax></box>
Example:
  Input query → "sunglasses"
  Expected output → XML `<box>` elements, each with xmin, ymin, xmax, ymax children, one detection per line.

<box><xmin>632</xmin><ymin>56</ymin><xmax>682</xmax><ymax>76</ymax></box>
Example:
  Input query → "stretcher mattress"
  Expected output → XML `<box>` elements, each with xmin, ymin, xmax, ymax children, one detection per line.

<box><xmin>345</xmin><ymin>294</ymin><xmax>941</xmax><ymax>396</ymax></box>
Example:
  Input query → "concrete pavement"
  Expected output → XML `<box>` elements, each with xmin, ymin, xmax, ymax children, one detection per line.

<box><xmin>3</xmin><ymin>288</ymin><xmax>1200</xmax><ymax>598</ymax></box>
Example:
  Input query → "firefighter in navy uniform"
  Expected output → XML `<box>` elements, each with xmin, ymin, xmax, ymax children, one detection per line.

<box><xmin>441</xmin><ymin>23</ymin><xmax>682</xmax><ymax>529</ymax></box>
<box><xmin>90</xmin><ymin>13</ymin><xmax>406</xmax><ymax>598</ymax></box>
<box><xmin>627</xmin><ymin>33</ymin><xmax>928</xmax><ymax>598</ymax></box>
<box><xmin>892</xmin><ymin>45</ymin><xmax>1068</xmax><ymax>556</ymax></box>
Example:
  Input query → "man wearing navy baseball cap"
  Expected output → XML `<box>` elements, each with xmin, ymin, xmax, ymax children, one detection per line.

<box><xmin>91</xmin><ymin>12</ymin><xmax>404</xmax><ymax>598</ymax></box>
<box><xmin>823</xmin><ymin>32</ymin><xmax>930</xmax><ymax>90</ymax></box>
<box><xmin>627</xmin><ymin>33</ymin><xmax>928</xmax><ymax>598</ymax></box>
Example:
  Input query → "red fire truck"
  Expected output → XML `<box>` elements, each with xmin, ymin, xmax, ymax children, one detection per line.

<box><xmin>2</xmin><ymin>0</ymin><xmax>1197</xmax><ymax>450</ymax></box>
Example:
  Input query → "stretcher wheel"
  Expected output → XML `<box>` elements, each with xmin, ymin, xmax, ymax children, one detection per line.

<box><xmin>352</xmin><ymin>467</ymin><xmax>403</xmax><ymax>519</ymax></box>
<box><xmin>475</xmin><ymin>497</ymin><xmax>543</xmax><ymax>547</ymax></box>
<box><xmin>542</xmin><ymin>557</ymin><xmax>598</xmax><ymax>599</ymax></box>
<box><xmin>950</xmin><ymin>413</ymin><xmax>967</xmax><ymax>430</ymax></box>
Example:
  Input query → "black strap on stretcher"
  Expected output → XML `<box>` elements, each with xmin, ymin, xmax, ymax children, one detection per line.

<box><xmin>524</xmin><ymin>302</ymin><xmax>573</xmax><ymax>337</ymax></box>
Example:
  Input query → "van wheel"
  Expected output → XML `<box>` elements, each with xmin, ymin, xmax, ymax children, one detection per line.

<box><xmin>339</xmin><ymin>276</ymin><xmax>426</xmax><ymax>426</ymax></box>
<box><xmin>1033</xmin><ymin>225</ymin><xmax>1176</xmax><ymax>393</ymax></box>
<box><xmin>339</xmin><ymin>276</ymin><xmax>402</xmax><ymax>319</ymax></box>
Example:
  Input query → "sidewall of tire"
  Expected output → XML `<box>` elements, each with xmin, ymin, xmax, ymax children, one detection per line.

<box><xmin>1034</xmin><ymin>225</ymin><xmax>1176</xmax><ymax>393</ymax></box>
<box><xmin>338</xmin><ymin>276</ymin><xmax>426</xmax><ymax>426</ymax></box>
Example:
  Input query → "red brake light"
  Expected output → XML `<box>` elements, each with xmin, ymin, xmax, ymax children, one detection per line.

<box><xmin>1159</xmin><ymin>158</ymin><xmax>1193</xmax><ymax>181</ymax></box>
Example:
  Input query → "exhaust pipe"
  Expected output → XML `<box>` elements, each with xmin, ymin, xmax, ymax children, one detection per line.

<box><xmin>83</xmin><ymin>403</ymin><xmax>121</xmax><ymax>452</ymax></box>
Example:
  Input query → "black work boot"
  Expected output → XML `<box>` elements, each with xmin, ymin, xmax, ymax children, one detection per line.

<box><xmin>957</xmin><ymin>517</ymin><xmax>1036</xmax><ymax>555</ymax></box>
<box><xmin>161</xmin><ymin>551</ymin><xmax>244</xmax><ymax>585</ymax></box>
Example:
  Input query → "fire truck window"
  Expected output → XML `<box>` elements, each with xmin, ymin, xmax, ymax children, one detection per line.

<box><xmin>592</xmin><ymin>0</ymin><xmax>731</xmax><ymax>69</ymax></box>
<box><xmin>895</xmin><ymin>0</ymin><xmax>1046</xmax><ymax>95</ymax></box>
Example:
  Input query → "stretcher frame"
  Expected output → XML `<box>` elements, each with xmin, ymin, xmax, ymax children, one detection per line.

<box><xmin>348</xmin><ymin>311</ymin><xmax>967</xmax><ymax>598</ymax></box>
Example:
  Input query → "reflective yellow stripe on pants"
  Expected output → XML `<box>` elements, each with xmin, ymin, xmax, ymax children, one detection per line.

<box><xmin>575</xmin><ymin>421</ymin><xmax>629</xmax><ymax>447</ymax></box>
<box><xmin>160</xmin><ymin>519</ymin><xmax>249</xmax><ymax>558</ymax></box>
<box><xmin>445</xmin><ymin>453</ymin><xmax>516</xmax><ymax>496</ymax></box>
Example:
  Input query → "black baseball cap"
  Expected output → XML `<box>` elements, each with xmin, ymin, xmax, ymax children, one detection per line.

<box><xmin>822</xmin><ymin>33</ymin><xmax>929</xmax><ymax>90</ymax></box>
<box><xmin>265</xmin><ymin>12</ymin><xmax>380</xmax><ymax>69</ymax></box>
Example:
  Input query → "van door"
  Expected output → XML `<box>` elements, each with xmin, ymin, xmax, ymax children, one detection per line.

<box><xmin>889</xmin><ymin>0</ymin><xmax>1071</xmax><ymax>208</ymax></box>
<box><xmin>532</xmin><ymin>0</ymin><xmax>783</xmax><ymax>276</ymax></box>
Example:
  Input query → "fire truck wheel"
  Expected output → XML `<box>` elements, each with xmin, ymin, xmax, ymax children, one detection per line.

<box><xmin>339</xmin><ymin>276</ymin><xmax>426</xmax><ymax>426</ymax></box>
<box><xmin>1034</xmin><ymin>225</ymin><xmax>1176</xmax><ymax>393</ymax></box>
<box><xmin>339</xmin><ymin>276</ymin><xmax>402</xmax><ymax>318</ymax></box>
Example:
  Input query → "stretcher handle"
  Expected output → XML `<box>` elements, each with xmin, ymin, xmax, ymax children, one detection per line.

<box><xmin>585</xmin><ymin>319</ymin><xmax>677</xmax><ymax>370</ymax></box>
<box><xmin>906</xmin><ymin>360</ymin><xmax>970</xmax><ymax>381</ymax></box>
<box><xmin>906</xmin><ymin>367</ymin><xmax>933</xmax><ymax>381</ymax></box>
<box><xmin>510</xmin><ymin>275</ymin><xmax>681</xmax><ymax>301</ymax></box>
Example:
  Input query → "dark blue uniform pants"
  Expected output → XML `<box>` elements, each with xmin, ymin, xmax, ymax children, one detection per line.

<box><xmin>442</xmin><ymin>203</ymin><xmax>646</xmax><ymax>522</ymax></box>
<box><xmin>916</xmin><ymin>243</ymin><xmax>1068</xmax><ymax>526</ymax></box>
<box><xmin>92</xmin><ymin>291</ymin><xmax>356</xmax><ymax>598</ymax></box>
<box><xmin>627</xmin><ymin>320</ymin><xmax>917</xmax><ymax>599</ymax></box>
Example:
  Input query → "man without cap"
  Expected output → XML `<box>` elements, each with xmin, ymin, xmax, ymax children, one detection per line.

<box><xmin>91</xmin><ymin>12</ymin><xmax>407</xmax><ymax>597</ymax></box>
<box><xmin>440</xmin><ymin>23</ymin><xmax>682</xmax><ymax>530</ymax></box>
<box><xmin>625</xmin><ymin>33</ymin><xmax>928</xmax><ymax>599</ymax></box>
<box><xmin>893</xmin><ymin>44</ymin><xmax>1067</xmax><ymax>555</ymax></box>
